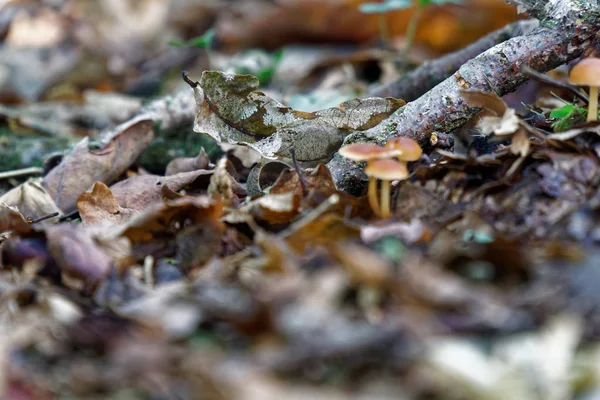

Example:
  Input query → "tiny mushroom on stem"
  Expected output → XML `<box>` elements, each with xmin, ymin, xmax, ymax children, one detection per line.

<box><xmin>338</xmin><ymin>143</ymin><xmax>399</xmax><ymax>217</ymax></box>
<box><xmin>365</xmin><ymin>159</ymin><xmax>409</xmax><ymax>219</ymax></box>
<box><xmin>568</xmin><ymin>57</ymin><xmax>600</xmax><ymax>122</ymax></box>
<box><xmin>384</xmin><ymin>136</ymin><xmax>423</xmax><ymax>162</ymax></box>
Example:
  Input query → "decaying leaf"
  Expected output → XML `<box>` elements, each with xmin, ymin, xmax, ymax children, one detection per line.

<box><xmin>109</xmin><ymin>169</ymin><xmax>213</xmax><ymax>211</ymax></box>
<box><xmin>77</xmin><ymin>182</ymin><xmax>138</xmax><ymax>225</ymax></box>
<box><xmin>462</xmin><ymin>90</ymin><xmax>520</xmax><ymax>136</ymax></box>
<box><xmin>45</xmin><ymin>224</ymin><xmax>121</xmax><ymax>291</ymax></box>
<box><xmin>192</xmin><ymin>71</ymin><xmax>404</xmax><ymax>161</ymax></box>
<box><xmin>165</xmin><ymin>148</ymin><xmax>210</xmax><ymax>176</ymax></box>
<box><xmin>0</xmin><ymin>202</ymin><xmax>31</xmax><ymax>234</ymax></box>
<box><xmin>120</xmin><ymin>196</ymin><xmax>223</xmax><ymax>260</ymax></box>
<box><xmin>42</xmin><ymin>119</ymin><xmax>155</xmax><ymax>214</ymax></box>
<box><xmin>0</xmin><ymin>178</ymin><xmax>62</xmax><ymax>222</ymax></box>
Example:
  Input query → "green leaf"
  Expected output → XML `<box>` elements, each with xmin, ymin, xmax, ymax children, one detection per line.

<box><xmin>169</xmin><ymin>28</ymin><xmax>215</xmax><ymax>49</ymax></box>
<box><xmin>186</xmin><ymin>28</ymin><xmax>215</xmax><ymax>48</ymax></box>
<box><xmin>168</xmin><ymin>39</ymin><xmax>187</xmax><ymax>48</ymax></box>
<box><xmin>550</xmin><ymin>103</ymin><xmax>577</xmax><ymax>119</ymax></box>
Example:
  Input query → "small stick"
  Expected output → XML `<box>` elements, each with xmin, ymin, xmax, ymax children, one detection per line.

<box><xmin>181</xmin><ymin>70</ymin><xmax>198</xmax><ymax>88</ymax></box>
<box><xmin>0</xmin><ymin>167</ymin><xmax>44</xmax><ymax>180</ymax></box>
<box><xmin>522</xmin><ymin>65</ymin><xmax>589</xmax><ymax>103</ymax></box>
<box><xmin>280</xmin><ymin>194</ymin><xmax>340</xmax><ymax>239</ymax></box>
<box><xmin>289</xmin><ymin>147</ymin><xmax>307</xmax><ymax>197</ymax></box>
<box><xmin>29</xmin><ymin>212</ymin><xmax>59</xmax><ymax>224</ymax></box>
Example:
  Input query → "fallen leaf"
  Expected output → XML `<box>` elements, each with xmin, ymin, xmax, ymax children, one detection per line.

<box><xmin>165</xmin><ymin>148</ymin><xmax>210</xmax><ymax>176</ymax></box>
<box><xmin>77</xmin><ymin>181</ymin><xmax>138</xmax><ymax>225</ymax></box>
<box><xmin>42</xmin><ymin>119</ymin><xmax>155</xmax><ymax>214</ymax></box>
<box><xmin>0</xmin><ymin>178</ymin><xmax>62</xmax><ymax>222</ymax></box>
<box><xmin>46</xmin><ymin>224</ymin><xmax>119</xmax><ymax>291</ymax></box>
<box><xmin>0</xmin><ymin>201</ymin><xmax>31</xmax><ymax>234</ymax></box>
<box><xmin>110</xmin><ymin>169</ymin><xmax>213</xmax><ymax>211</ymax></box>
<box><xmin>192</xmin><ymin>70</ymin><xmax>404</xmax><ymax>160</ymax></box>
<box><xmin>120</xmin><ymin>196</ymin><xmax>223</xmax><ymax>260</ymax></box>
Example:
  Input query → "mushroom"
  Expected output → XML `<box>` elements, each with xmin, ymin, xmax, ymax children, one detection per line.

<box><xmin>384</xmin><ymin>136</ymin><xmax>423</xmax><ymax>162</ymax></box>
<box><xmin>568</xmin><ymin>57</ymin><xmax>600</xmax><ymax>122</ymax></box>
<box><xmin>339</xmin><ymin>143</ymin><xmax>398</xmax><ymax>216</ymax></box>
<box><xmin>365</xmin><ymin>159</ymin><xmax>409</xmax><ymax>219</ymax></box>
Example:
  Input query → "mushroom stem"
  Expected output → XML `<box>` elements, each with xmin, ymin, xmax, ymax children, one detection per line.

<box><xmin>380</xmin><ymin>180</ymin><xmax>391</xmax><ymax>219</ymax></box>
<box><xmin>368</xmin><ymin>177</ymin><xmax>381</xmax><ymax>217</ymax></box>
<box><xmin>588</xmin><ymin>86</ymin><xmax>598</xmax><ymax>122</ymax></box>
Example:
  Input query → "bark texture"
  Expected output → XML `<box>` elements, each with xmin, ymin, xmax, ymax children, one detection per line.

<box><xmin>329</xmin><ymin>1</ymin><xmax>600</xmax><ymax>195</ymax></box>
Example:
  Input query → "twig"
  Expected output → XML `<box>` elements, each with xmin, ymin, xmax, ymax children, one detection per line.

<box><xmin>181</xmin><ymin>70</ymin><xmax>198</xmax><ymax>88</ymax></box>
<box><xmin>280</xmin><ymin>194</ymin><xmax>340</xmax><ymax>239</ymax></box>
<box><xmin>29</xmin><ymin>212</ymin><xmax>59</xmax><ymax>224</ymax></box>
<box><xmin>289</xmin><ymin>147</ymin><xmax>307</xmax><ymax>197</ymax></box>
<box><xmin>522</xmin><ymin>65</ymin><xmax>589</xmax><ymax>103</ymax></box>
<box><xmin>0</xmin><ymin>167</ymin><xmax>44</xmax><ymax>180</ymax></box>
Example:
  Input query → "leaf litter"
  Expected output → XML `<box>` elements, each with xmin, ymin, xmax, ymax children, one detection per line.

<box><xmin>1</xmin><ymin>1</ymin><xmax>600</xmax><ymax>399</ymax></box>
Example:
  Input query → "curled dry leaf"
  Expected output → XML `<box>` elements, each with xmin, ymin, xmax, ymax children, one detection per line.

<box><xmin>192</xmin><ymin>71</ymin><xmax>404</xmax><ymax>161</ymax></box>
<box><xmin>77</xmin><ymin>182</ymin><xmax>137</xmax><ymax>225</ymax></box>
<box><xmin>110</xmin><ymin>169</ymin><xmax>213</xmax><ymax>211</ymax></box>
<box><xmin>165</xmin><ymin>148</ymin><xmax>210</xmax><ymax>176</ymax></box>
<box><xmin>461</xmin><ymin>90</ymin><xmax>520</xmax><ymax>136</ymax></box>
<box><xmin>0</xmin><ymin>178</ymin><xmax>62</xmax><ymax>222</ymax></box>
<box><xmin>0</xmin><ymin>202</ymin><xmax>32</xmax><ymax>234</ymax></box>
<box><xmin>42</xmin><ymin>119</ymin><xmax>155</xmax><ymax>214</ymax></box>
<box><xmin>270</xmin><ymin>164</ymin><xmax>365</xmax><ymax>216</ymax></box>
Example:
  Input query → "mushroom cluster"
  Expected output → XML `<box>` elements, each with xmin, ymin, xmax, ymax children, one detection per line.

<box><xmin>339</xmin><ymin>137</ymin><xmax>422</xmax><ymax>219</ymax></box>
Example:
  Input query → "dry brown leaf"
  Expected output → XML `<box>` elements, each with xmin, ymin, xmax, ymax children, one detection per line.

<box><xmin>0</xmin><ymin>202</ymin><xmax>31</xmax><ymax>234</ymax></box>
<box><xmin>77</xmin><ymin>182</ymin><xmax>138</xmax><ymax>225</ymax></box>
<box><xmin>165</xmin><ymin>148</ymin><xmax>210</xmax><ymax>176</ymax></box>
<box><xmin>110</xmin><ymin>169</ymin><xmax>213</xmax><ymax>211</ymax></box>
<box><xmin>42</xmin><ymin>119</ymin><xmax>155</xmax><ymax>214</ymax></box>
<box><xmin>330</xmin><ymin>242</ymin><xmax>391</xmax><ymax>287</ymax></box>
<box><xmin>285</xmin><ymin>213</ymin><xmax>360</xmax><ymax>253</ymax></box>
<box><xmin>120</xmin><ymin>196</ymin><xmax>223</xmax><ymax>260</ymax></box>
<box><xmin>0</xmin><ymin>178</ymin><xmax>62</xmax><ymax>222</ymax></box>
<box><xmin>46</xmin><ymin>225</ymin><xmax>117</xmax><ymax>291</ymax></box>
<box><xmin>271</xmin><ymin>164</ymin><xmax>365</xmax><ymax>216</ymax></box>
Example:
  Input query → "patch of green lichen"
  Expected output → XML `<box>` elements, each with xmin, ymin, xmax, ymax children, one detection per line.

<box><xmin>385</xmin><ymin>121</ymin><xmax>398</xmax><ymax>134</ymax></box>
<box><xmin>137</xmin><ymin>128</ymin><xmax>222</xmax><ymax>174</ymax></box>
<box><xmin>0</xmin><ymin>126</ymin><xmax>73</xmax><ymax>172</ymax></box>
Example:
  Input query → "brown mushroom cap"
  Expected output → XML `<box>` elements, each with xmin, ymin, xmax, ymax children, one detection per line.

<box><xmin>365</xmin><ymin>159</ymin><xmax>409</xmax><ymax>181</ymax></box>
<box><xmin>384</xmin><ymin>137</ymin><xmax>423</xmax><ymax>161</ymax></box>
<box><xmin>569</xmin><ymin>58</ymin><xmax>600</xmax><ymax>86</ymax></box>
<box><xmin>338</xmin><ymin>143</ymin><xmax>397</xmax><ymax>161</ymax></box>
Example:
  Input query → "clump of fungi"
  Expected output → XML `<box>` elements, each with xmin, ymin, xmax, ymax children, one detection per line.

<box><xmin>339</xmin><ymin>137</ymin><xmax>422</xmax><ymax>219</ymax></box>
<box><xmin>569</xmin><ymin>57</ymin><xmax>600</xmax><ymax>123</ymax></box>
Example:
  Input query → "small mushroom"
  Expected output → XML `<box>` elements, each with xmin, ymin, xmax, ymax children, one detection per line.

<box><xmin>384</xmin><ymin>137</ymin><xmax>423</xmax><ymax>161</ymax></box>
<box><xmin>338</xmin><ymin>143</ymin><xmax>398</xmax><ymax>216</ymax></box>
<box><xmin>569</xmin><ymin>57</ymin><xmax>600</xmax><ymax>122</ymax></box>
<box><xmin>365</xmin><ymin>159</ymin><xmax>409</xmax><ymax>219</ymax></box>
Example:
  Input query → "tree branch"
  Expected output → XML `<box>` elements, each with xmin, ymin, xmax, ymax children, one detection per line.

<box><xmin>329</xmin><ymin>12</ymin><xmax>600</xmax><ymax>194</ymax></box>
<box><xmin>368</xmin><ymin>20</ymin><xmax>539</xmax><ymax>101</ymax></box>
